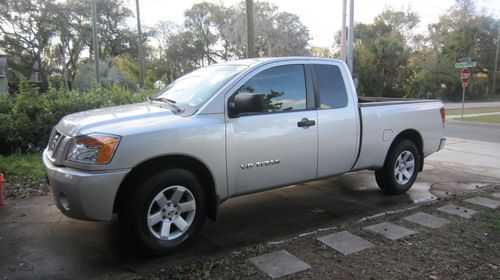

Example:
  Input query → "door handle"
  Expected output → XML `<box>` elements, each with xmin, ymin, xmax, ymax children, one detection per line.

<box><xmin>297</xmin><ymin>118</ymin><xmax>316</xmax><ymax>128</ymax></box>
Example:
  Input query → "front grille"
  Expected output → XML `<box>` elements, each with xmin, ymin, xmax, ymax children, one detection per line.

<box><xmin>48</xmin><ymin>130</ymin><xmax>62</xmax><ymax>152</ymax></box>
<box><xmin>47</xmin><ymin>128</ymin><xmax>71</xmax><ymax>164</ymax></box>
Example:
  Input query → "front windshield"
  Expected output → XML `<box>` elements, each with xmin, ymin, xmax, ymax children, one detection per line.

<box><xmin>155</xmin><ymin>65</ymin><xmax>247</xmax><ymax>108</ymax></box>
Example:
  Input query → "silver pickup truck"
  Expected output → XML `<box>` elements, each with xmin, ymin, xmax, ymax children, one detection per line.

<box><xmin>43</xmin><ymin>57</ymin><xmax>446</xmax><ymax>254</ymax></box>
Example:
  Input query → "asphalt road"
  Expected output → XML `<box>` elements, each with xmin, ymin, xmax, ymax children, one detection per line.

<box><xmin>445</xmin><ymin>120</ymin><xmax>500</xmax><ymax>143</ymax></box>
<box><xmin>444</xmin><ymin>101</ymin><xmax>500</xmax><ymax>110</ymax></box>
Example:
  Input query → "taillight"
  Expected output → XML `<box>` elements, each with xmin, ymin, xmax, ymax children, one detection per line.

<box><xmin>440</xmin><ymin>107</ymin><xmax>446</xmax><ymax>127</ymax></box>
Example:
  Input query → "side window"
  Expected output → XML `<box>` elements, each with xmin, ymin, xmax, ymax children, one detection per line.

<box><xmin>236</xmin><ymin>65</ymin><xmax>307</xmax><ymax>113</ymax></box>
<box><xmin>313</xmin><ymin>64</ymin><xmax>348</xmax><ymax>109</ymax></box>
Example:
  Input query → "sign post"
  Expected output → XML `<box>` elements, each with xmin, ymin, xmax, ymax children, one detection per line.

<box><xmin>460</xmin><ymin>68</ymin><xmax>470</xmax><ymax>119</ymax></box>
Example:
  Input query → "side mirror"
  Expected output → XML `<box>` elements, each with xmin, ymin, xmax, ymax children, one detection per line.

<box><xmin>229</xmin><ymin>93</ymin><xmax>265</xmax><ymax>117</ymax></box>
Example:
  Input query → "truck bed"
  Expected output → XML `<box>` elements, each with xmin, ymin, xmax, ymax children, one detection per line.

<box><xmin>358</xmin><ymin>96</ymin><xmax>438</xmax><ymax>106</ymax></box>
<box><xmin>353</xmin><ymin>97</ymin><xmax>444</xmax><ymax>171</ymax></box>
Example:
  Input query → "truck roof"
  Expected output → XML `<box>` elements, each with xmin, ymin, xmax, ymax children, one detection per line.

<box><xmin>216</xmin><ymin>57</ymin><xmax>342</xmax><ymax>67</ymax></box>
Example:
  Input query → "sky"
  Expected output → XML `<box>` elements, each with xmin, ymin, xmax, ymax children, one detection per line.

<box><xmin>125</xmin><ymin>0</ymin><xmax>500</xmax><ymax>48</ymax></box>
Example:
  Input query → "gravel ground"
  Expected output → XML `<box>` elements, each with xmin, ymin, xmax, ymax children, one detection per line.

<box><xmin>130</xmin><ymin>186</ymin><xmax>500</xmax><ymax>280</ymax></box>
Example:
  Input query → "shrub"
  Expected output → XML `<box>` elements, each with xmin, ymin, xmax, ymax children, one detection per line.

<box><xmin>0</xmin><ymin>80</ymin><xmax>155</xmax><ymax>154</ymax></box>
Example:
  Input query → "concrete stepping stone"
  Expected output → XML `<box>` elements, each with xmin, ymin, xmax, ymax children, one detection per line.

<box><xmin>363</xmin><ymin>222</ymin><xmax>417</xmax><ymax>240</ymax></box>
<box><xmin>437</xmin><ymin>204</ymin><xmax>476</xmax><ymax>219</ymax></box>
<box><xmin>464</xmin><ymin>196</ymin><xmax>500</xmax><ymax>209</ymax></box>
<box><xmin>490</xmin><ymin>192</ymin><xmax>500</xmax><ymax>199</ymax></box>
<box><xmin>318</xmin><ymin>230</ymin><xmax>374</xmax><ymax>256</ymax></box>
<box><xmin>249</xmin><ymin>250</ymin><xmax>311</xmax><ymax>279</ymax></box>
<box><xmin>404</xmin><ymin>212</ymin><xmax>450</xmax><ymax>229</ymax></box>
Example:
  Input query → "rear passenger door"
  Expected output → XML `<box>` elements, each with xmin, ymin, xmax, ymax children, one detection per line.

<box><xmin>313</xmin><ymin>62</ymin><xmax>360</xmax><ymax>177</ymax></box>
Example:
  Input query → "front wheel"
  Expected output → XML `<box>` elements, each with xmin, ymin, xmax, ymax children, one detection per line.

<box><xmin>375</xmin><ymin>140</ymin><xmax>420</xmax><ymax>195</ymax></box>
<box><xmin>119</xmin><ymin>168</ymin><xmax>206</xmax><ymax>255</ymax></box>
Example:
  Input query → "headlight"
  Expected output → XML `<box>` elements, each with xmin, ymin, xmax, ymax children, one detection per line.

<box><xmin>66</xmin><ymin>133</ymin><xmax>121</xmax><ymax>165</ymax></box>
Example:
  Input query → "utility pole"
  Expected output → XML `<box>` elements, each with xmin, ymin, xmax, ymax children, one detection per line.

<box><xmin>136</xmin><ymin>0</ymin><xmax>145</xmax><ymax>88</ymax></box>
<box><xmin>340</xmin><ymin>0</ymin><xmax>347</xmax><ymax>61</ymax></box>
<box><xmin>91</xmin><ymin>0</ymin><xmax>100</xmax><ymax>84</ymax></box>
<box><xmin>347</xmin><ymin>0</ymin><xmax>354</xmax><ymax>74</ymax></box>
<box><xmin>246</xmin><ymin>0</ymin><xmax>255</xmax><ymax>58</ymax></box>
<box><xmin>493</xmin><ymin>31</ymin><xmax>499</xmax><ymax>98</ymax></box>
<box><xmin>59</xmin><ymin>45</ymin><xmax>69</xmax><ymax>88</ymax></box>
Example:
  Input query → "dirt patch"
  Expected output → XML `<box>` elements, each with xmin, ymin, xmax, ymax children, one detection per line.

<box><xmin>3</xmin><ymin>176</ymin><xmax>49</xmax><ymax>199</ymax></box>
<box><xmin>137</xmin><ymin>187</ymin><xmax>500</xmax><ymax>280</ymax></box>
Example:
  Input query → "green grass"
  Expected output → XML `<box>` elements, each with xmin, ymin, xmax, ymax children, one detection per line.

<box><xmin>483</xmin><ymin>213</ymin><xmax>500</xmax><ymax>233</ymax></box>
<box><xmin>461</xmin><ymin>114</ymin><xmax>500</xmax><ymax>124</ymax></box>
<box><xmin>447</xmin><ymin>107</ymin><xmax>500</xmax><ymax>116</ymax></box>
<box><xmin>0</xmin><ymin>153</ymin><xmax>45</xmax><ymax>180</ymax></box>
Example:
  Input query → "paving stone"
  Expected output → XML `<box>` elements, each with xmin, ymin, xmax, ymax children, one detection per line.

<box><xmin>318</xmin><ymin>230</ymin><xmax>374</xmax><ymax>256</ymax></box>
<box><xmin>437</xmin><ymin>204</ymin><xmax>477</xmax><ymax>219</ymax></box>
<box><xmin>363</xmin><ymin>222</ymin><xmax>417</xmax><ymax>240</ymax></box>
<box><xmin>491</xmin><ymin>192</ymin><xmax>500</xmax><ymax>199</ymax></box>
<box><xmin>404</xmin><ymin>212</ymin><xmax>450</xmax><ymax>229</ymax></box>
<box><xmin>464</xmin><ymin>196</ymin><xmax>500</xmax><ymax>209</ymax></box>
<box><xmin>249</xmin><ymin>250</ymin><xmax>311</xmax><ymax>279</ymax></box>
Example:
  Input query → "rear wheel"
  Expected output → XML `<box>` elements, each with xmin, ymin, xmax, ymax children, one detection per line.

<box><xmin>119</xmin><ymin>168</ymin><xmax>206</xmax><ymax>255</ymax></box>
<box><xmin>375</xmin><ymin>140</ymin><xmax>420</xmax><ymax>195</ymax></box>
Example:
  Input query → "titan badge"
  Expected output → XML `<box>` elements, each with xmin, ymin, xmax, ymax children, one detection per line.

<box><xmin>240</xmin><ymin>158</ymin><xmax>281</xmax><ymax>170</ymax></box>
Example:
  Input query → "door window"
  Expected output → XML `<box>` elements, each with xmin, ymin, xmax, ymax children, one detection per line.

<box><xmin>235</xmin><ymin>65</ymin><xmax>307</xmax><ymax>113</ymax></box>
<box><xmin>313</xmin><ymin>64</ymin><xmax>348</xmax><ymax>109</ymax></box>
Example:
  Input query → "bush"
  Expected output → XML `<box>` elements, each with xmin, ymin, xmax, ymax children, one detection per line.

<box><xmin>0</xmin><ymin>80</ymin><xmax>155</xmax><ymax>154</ymax></box>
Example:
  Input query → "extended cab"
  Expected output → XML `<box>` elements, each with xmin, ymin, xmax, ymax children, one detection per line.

<box><xmin>43</xmin><ymin>57</ymin><xmax>446</xmax><ymax>254</ymax></box>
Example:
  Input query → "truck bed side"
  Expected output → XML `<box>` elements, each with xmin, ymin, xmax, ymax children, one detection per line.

<box><xmin>352</xmin><ymin>99</ymin><xmax>444</xmax><ymax>171</ymax></box>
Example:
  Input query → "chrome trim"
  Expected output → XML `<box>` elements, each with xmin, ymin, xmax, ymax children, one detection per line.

<box><xmin>46</xmin><ymin>129</ymin><xmax>72</xmax><ymax>165</ymax></box>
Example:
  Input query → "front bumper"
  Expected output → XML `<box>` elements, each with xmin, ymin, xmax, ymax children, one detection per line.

<box><xmin>42</xmin><ymin>149</ymin><xmax>130</xmax><ymax>221</ymax></box>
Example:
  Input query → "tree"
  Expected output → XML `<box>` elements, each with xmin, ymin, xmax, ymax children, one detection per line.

<box><xmin>92</xmin><ymin>0</ymin><xmax>134</xmax><ymax>57</ymax></box>
<box><xmin>222</xmin><ymin>1</ymin><xmax>310</xmax><ymax>57</ymax></box>
<box><xmin>353</xmin><ymin>9</ymin><xmax>419</xmax><ymax>97</ymax></box>
<box><xmin>184</xmin><ymin>2</ymin><xmax>225</xmax><ymax>65</ymax></box>
<box><xmin>74</xmin><ymin>56</ymin><xmax>137</xmax><ymax>91</ymax></box>
<box><xmin>52</xmin><ymin>0</ymin><xmax>92</xmax><ymax>89</ymax></box>
<box><xmin>150</xmin><ymin>1</ymin><xmax>311</xmax><ymax>85</ymax></box>
<box><xmin>0</xmin><ymin>0</ymin><xmax>58</xmax><ymax>87</ymax></box>
<box><xmin>152</xmin><ymin>21</ymin><xmax>201</xmax><ymax>83</ymax></box>
<box><xmin>424</xmin><ymin>0</ymin><xmax>499</xmax><ymax>99</ymax></box>
<box><xmin>309</xmin><ymin>46</ymin><xmax>334</xmax><ymax>58</ymax></box>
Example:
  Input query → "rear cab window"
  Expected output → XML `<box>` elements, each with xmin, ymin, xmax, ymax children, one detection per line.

<box><xmin>313</xmin><ymin>64</ymin><xmax>348</xmax><ymax>109</ymax></box>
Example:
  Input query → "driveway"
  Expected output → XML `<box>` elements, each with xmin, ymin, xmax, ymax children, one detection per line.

<box><xmin>1</xmin><ymin>137</ymin><xmax>499</xmax><ymax>279</ymax></box>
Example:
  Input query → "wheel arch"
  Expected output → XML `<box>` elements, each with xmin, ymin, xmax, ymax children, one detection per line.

<box><xmin>114</xmin><ymin>154</ymin><xmax>219</xmax><ymax>221</ymax></box>
<box><xmin>386</xmin><ymin>129</ymin><xmax>424</xmax><ymax>172</ymax></box>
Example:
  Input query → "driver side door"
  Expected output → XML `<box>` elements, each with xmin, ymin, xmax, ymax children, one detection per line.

<box><xmin>225</xmin><ymin>62</ymin><xmax>318</xmax><ymax>196</ymax></box>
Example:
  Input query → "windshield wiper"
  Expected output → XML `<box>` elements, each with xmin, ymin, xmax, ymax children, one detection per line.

<box><xmin>148</xmin><ymin>96</ymin><xmax>183</xmax><ymax>112</ymax></box>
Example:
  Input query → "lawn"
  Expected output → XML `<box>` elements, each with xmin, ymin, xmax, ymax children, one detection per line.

<box><xmin>0</xmin><ymin>153</ymin><xmax>45</xmax><ymax>179</ymax></box>
<box><xmin>461</xmin><ymin>114</ymin><xmax>500</xmax><ymax>124</ymax></box>
<box><xmin>0</xmin><ymin>153</ymin><xmax>48</xmax><ymax>198</ymax></box>
<box><xmin>484</xmin><ymin>212</ymin><xmax>500</xmax><ymax>233</ymax></box>
<box><xmin>446</xmin><ymin>106</ymin><xmax>500</xmax><ymax>116</ymax></box>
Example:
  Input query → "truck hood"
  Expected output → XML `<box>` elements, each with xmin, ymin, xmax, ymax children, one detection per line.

<box><xmin>56</xmin><ymin>102</ymin><xmax>177</xmax><ymax>136</ymax></box>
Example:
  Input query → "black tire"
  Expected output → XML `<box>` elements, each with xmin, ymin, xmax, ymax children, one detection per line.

<box><xmin>119</xmin><ymin>168</ymin><xmax>206</xmax><ymax>256</ymax></box>
<box><xmin>375</xmin><ymin>140</ymin><xmax>420</xmax><ymax>195</ymax></box>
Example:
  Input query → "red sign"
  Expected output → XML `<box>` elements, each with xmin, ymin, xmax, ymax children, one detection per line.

<box><xmin>460</xmin><ymin>68</ymin><xmax>470</xmax><ymax>87</ymax></box>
